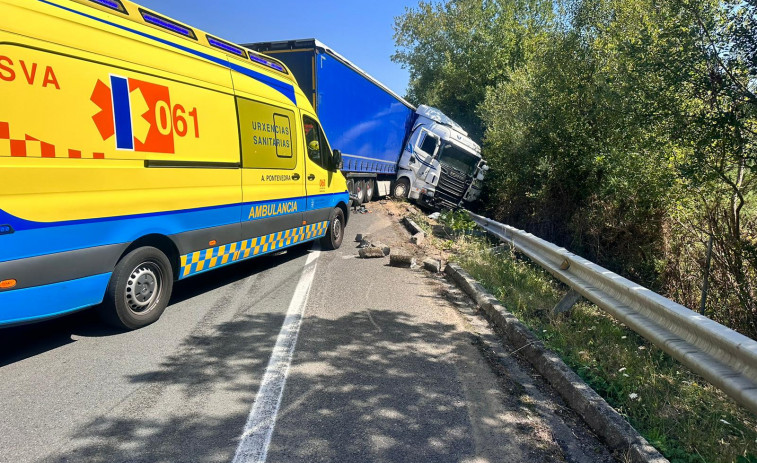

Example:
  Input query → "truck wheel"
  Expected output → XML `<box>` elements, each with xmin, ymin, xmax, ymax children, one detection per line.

<box><xmin>100</xmin><ymin>246</ymin><xmax>174</xmax><ymax>330</ymax></box>
<box><xmin>393</xmin><ymin>178</ymin><xmax>410</xmax><ymax>199</ymax></box>
<box><xmin>321</xmin><ymin>207</ymin><xmax>345</xmax><ymax>250</ymax></box>
<box><xmin>347</xmin><ymin>179</ymin><xmax>355</xmax><ymax>206</ymax></box>
<box><xmin>355</xmin><ymin>180</ymin><xmax>365</xmax><ymax>205</ymax></box>
<box><xmin>364</xmin><ymin>179</ymin><xmax>375</xmax><ymax>203</ymax></box>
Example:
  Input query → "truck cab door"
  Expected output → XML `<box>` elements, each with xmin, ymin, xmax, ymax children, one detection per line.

<box><xmin>300</xmin><ymin>112</ymin><xmax>337</xmax><ymax>225</ymax></box>
<box><xmin>414</xmin><ymin>129</ymin><xmax>440</xmax><ymax>178</ymax></box>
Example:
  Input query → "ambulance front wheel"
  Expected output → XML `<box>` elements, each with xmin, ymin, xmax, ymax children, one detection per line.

<box><xmin>101</xmin><ymin>246</ymin><xmax>174</xmax><ymax>330</ymax></box>
<box><xmin>321</xmin><ymin>207</ymin><xmax>345</xmax><ymax>250</ymax></box>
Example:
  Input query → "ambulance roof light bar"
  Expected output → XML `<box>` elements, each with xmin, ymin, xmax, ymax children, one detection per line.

<box><xmin>88</xmin><ymin>0</ymin><xmax>127</xmax><ymax>14</ymax></box>
<box><xmin>139</xmin><ymin>9</ymin><xmax>197</xmax><ymax>40</ymax></box>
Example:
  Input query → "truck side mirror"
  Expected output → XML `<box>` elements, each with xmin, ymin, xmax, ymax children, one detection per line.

<box><xmin>482</xmin><ymin>164</ymin><xmax>490</xmax><ymax>172</ymax></box>
<box><xmin>332</xmin><ymin>149</ymin><xmax>343</xmax><ymax>171</ymax></box>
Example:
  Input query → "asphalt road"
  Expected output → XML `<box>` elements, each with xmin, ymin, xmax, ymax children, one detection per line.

<box><xmin>0</xmin><ymin>203</ymin><xmax>616</xmax><ymax>463</ymax></box>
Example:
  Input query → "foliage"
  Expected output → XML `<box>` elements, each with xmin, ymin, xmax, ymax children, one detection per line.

<box><xmin>393</xmin><ymin>0</ymin><xmax>555</xmax><ymax>140</ymax></box>
<box><xmin>440</xmin><ymin>227</ymin><xmax>757</xmax><ymax>463</ymax></box>
<box><xmin>438</xmin><ymin>209</ymin><xmax>476</xmax><ymax>232</ymax></box>
<box><xmin>394</xmin><ymin>0</ymin><xmax>757</xmax><ymax>336</ymax></box>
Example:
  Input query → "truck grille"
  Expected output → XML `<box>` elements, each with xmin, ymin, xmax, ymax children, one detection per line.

<box><xmin>435</xmin><ymin>165</ymin><xmax>470</xmax><ymax>208</ymax></box>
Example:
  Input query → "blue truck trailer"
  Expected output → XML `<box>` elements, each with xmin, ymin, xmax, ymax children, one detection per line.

<box><xmin>245</xmin><ymin>39</ymin><xmax>488</xmax><ymax>209</ymax></box>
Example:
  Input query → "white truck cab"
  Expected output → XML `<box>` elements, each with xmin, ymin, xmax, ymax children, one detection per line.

<box><xmin>396</xmin><ymin>105</ymin><xmax>488</xmax><ymax>209</ymax></box>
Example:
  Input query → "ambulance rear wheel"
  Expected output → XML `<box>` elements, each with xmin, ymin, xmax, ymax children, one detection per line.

<box><xmin>101</xmin><ymin>246</ymin><xmax>174</xmax><ymax>330</ymax></box>
<box><xmin>355</xmin><ymin>180</ymin><xmax>365</xmax><ymax>205</ymax></box>
<box><xmin>321</xmin><ymin>207</ymin><xmax>345</xmax><ymax>250</ymax></box>
<box><xmin>364</xmin><ymin>179</ymin><xmax>375</xmax><ymax>203</ymax></box>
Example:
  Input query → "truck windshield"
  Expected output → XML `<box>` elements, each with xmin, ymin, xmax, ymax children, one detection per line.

<box><xmin>437</xmin><ymin>144</ymin><xmax>479</xmax><ymax>176</ymax></box>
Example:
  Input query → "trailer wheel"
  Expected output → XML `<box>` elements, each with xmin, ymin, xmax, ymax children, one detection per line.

<box><xmin>100</xmin><ymin>246</ymin><xmax>174</xmax><ymax>330</ymax></box>
<box><xmin>355</xmin><ymin>179</ymin><xmax>365</xmax><ymax>205</ymax></box>
<box><xmin>321</xmin><ymin>207</ymin><xmax>345</xmax><ymax>250</ymax></box>
<box><xmin>346</xmin><ymin>179</ymin><xmax>355</xmax><ymax>206</ymax></box>
<box><xmin>364</xmin><ymin>179</ymin><xmax>375</xmax><ymax>203</ymax></box>
<box><xmin>393</xmin><ymin>178</ymin><xmax>410</xmax><ymax>199</ymax></box>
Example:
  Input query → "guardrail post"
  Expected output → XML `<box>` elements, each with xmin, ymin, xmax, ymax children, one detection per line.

<box><xmin>553</xmin><ymin>289</ymin><xmax>582</xmax><ymax>315</ymax></box>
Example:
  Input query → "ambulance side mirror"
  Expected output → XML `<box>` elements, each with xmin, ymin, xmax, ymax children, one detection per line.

<box><xmin>332</xmin><ymin>150</ymin><xmax>343</xmax><ymax>171</ymax></box>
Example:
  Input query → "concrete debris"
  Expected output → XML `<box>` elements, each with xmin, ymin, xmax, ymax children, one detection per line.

<box><xmin>355</xmin><ymin>233</ymin><xmax>373</xmax><ymax>243</ymax></box>
<box><xmin>372</xmin><ymin>241</ymin><xmax>391</xmax><ymax>256</ymax></box>
<box><xmin>410</xmin><ymin>232</ymin><xmax>425</xmax><ymax>246</ymax></box>
<box><xmin>422</xmin><ymin>258</ymin><xmax>442</xmax><ymax>273</ymax></box>
<box><xmin>359</xmin><ymin>247</ymin><xmax>386</xmax><ymax>258</ymax></box>
<box><xmin>389</xmin><ymin>252</ymin><xmax>415</xmax><ymax>268</ymax></box>
<box><xmin>402</xmin><ymin>217</ymin><xmax>425</xmax><ymax>236</ymax></box>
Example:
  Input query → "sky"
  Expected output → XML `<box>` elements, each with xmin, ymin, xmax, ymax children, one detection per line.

<box><xmin>138</xmin><ymin>0</ymin><xmax>416</xmax><ymax>96</ymax></box>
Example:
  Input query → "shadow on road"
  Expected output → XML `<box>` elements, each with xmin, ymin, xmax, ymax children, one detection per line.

<box><xmin>43</xmin><ymin>310</ymin><xmax>284</xmax><ymax>463</ymax></box>
<box><xmin>46</xmin><ymin>307</ymin><xmax>552</xmax><ymax>462</ymax></box>
<box><xmin>0</xmin><ymin>245</ymin><xmax>311</xmax><ymax>368</ymax></box>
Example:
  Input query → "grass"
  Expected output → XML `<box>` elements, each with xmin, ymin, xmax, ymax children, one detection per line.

<box><xmin>412</xmin><ymin>208</ymin><xmax>757</xmax><ymax>463</ymax></box>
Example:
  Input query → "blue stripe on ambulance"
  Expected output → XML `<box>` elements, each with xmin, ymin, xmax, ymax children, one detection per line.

<box><xmin>37</xmin><ymin>0</ymin><xmax>298</xmax><ymax>104</ymax></box>
<box><xmin>0</xmin><ymin>192</ymin><xmax>349</xmax><ymax>263</ymax></box>
<box><xmin>0</xmin><ymin>273</ymin><xmax>113</xmax><ymax>326</ymax></box>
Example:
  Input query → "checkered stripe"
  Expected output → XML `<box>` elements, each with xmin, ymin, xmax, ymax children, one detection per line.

<box><xmin>0</xmin><ymin>121</ymin><xmax>105</xmax><ymax>159</ymax></box>
<box><xmin>179</xmin><ymin>221</ymin><xmax>329</xmax><ymax>278</ymax></box>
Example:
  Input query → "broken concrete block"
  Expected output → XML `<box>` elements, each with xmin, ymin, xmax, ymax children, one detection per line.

<box><xmin>372</xmin><ymin>241</ymin><xmax>391</xmax><ymax>256</ymax></box>
<box><xmin>422</xmin><ymin>258</ymin><xmax>442</xmax><ymax>273</ymax></box>
<box><xmin>390</xmin><ymin>252</ymin><xmax>415</xmax><ymax>268</ymax></box>
<box><xmin>402</xmin><ymin>217</ymin><xmax>425</xmax><ymax>236</ymax></box>
<box><xmin>358</xmin><ymin>239</ymin><xmax>373</xmax><ymax>249</ymax></box>
<box><xmin>355</xmin><ymin>233</ymin><xmax>372</xmax><ymax>243</ymax></box>
<box><xmin>359</xmin><ymin>247</ymin><xmax>386</xmax><ymax>258</ymax></box>
<box><xmin>410</xmin><ymin>232</ymin><xmax>425</xmax><ymax>246</ymax></box>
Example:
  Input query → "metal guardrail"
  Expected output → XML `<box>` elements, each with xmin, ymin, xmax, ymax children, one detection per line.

<box><xmin>467</xmin><ymin>211</ymin><xmax>757</xmax><ymax>415</ymax></box>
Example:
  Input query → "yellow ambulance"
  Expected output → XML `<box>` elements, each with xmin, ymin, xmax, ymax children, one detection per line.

<box><xmin>0</xmin><ymin>0</ymin><xmax>350</xmax><ymax>329</ymax></box>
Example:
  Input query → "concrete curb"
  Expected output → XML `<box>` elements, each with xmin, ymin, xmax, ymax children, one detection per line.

<box><xmin>445</xmin><ymin>262</ymin><xmax>668</xmax><ymax>463</ymax></box>
<box><xmin>402</xmin><ymin>217</ymin><xmax>425</xmax><ymax>237</ymax></box>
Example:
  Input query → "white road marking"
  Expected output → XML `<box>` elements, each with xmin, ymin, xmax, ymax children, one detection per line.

<box><xmin>231</xmin><ymin>244</ymin><xmax>321</xmax><ymax>463</ymax></box>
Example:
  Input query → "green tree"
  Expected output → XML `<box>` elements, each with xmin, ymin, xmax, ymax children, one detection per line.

<box><xmin>393</xmin><ymin>0</ymin><xmax>554</xmax><ymax>139</ymax></box>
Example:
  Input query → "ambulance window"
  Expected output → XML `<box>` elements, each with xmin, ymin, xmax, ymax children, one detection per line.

<box><xmin>303</xmin><ymin>116</ymin><xmax>331</xmax><ymax>169</ymax></box>
<box><xmin>419</xmin><ymin>132</ymin><xmax>439</xmax><ymax>156</ymax></box>
<box><xmin>237</xmin><ymin>98</ymin><xmax>297</xmax><ymax>170</ymax></box>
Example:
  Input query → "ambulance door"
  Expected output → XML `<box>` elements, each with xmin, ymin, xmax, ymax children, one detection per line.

<box><xmin>301</xmin><ymin>112</ymin><xmax>336</xmax><ymax>225</ymax></box>
<box><xmin>237</xmin><ymin>97</ymin><xmax>305</xmax><ymax>246</ymax></box>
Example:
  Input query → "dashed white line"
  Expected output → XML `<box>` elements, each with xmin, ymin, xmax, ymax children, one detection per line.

<box><xmin>231</xmin><ymin>244</ymin><xmax>321</xmax><ymax>463</ymax></box>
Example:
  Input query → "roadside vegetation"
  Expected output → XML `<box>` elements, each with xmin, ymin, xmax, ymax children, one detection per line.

<box><xmin>409</xmin><ymin>209</ymin><xmax>757</xmax><ymax>463</ymax></box>
<box><xmin>393</xmin><ymin>0</ymin><xmax>757</xmax><ymax>338</ymax></box>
